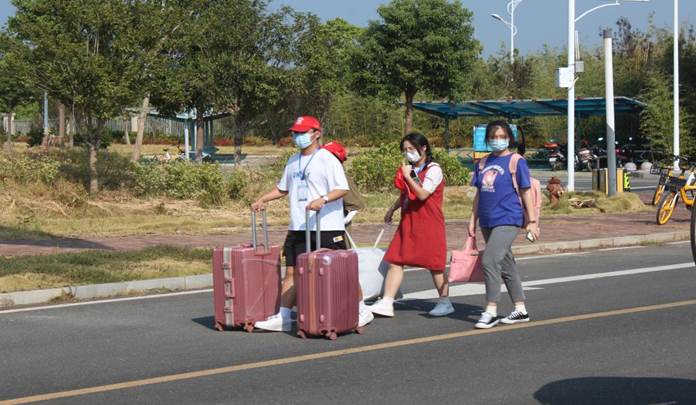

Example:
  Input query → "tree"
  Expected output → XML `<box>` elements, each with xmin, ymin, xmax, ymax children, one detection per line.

<box><xmin>126</xmin><ymin>0</ymin><xmax>190</xmax><ymax>162</ymax></box>
<box><xmin>0</xmin><ymin>38</ymin><xmax>35</xmax><ymax>151</ymax></box>
<box><xmin>639</xmin><ymin>70</ymin><xmax>695</xmax><ymax>157</ymax></box>
<box><xmin>151</xmin><ymin>0</ymin><xmax>293</xmax><ymax>162</ymax></box>
<box><xmin>8</xmin><ymin>0</ymin><xmax>139</xmax><ymax>194</ymax></box>
<box><xmin>351</xmin><ymin>0</ymin><xmax>480</xmax><ymax>133</ymax></box>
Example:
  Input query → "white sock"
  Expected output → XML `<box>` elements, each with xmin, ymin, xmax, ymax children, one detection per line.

<box><xmin>279</xmin><ymin>307</ymin><xmax>292</xmax><ymax>318</ymax></box>
<box><xmin>515</xmin><ymin>304</ymin><xmax>527</xmax><ymax>314</ymax></box>
<box><xmin>485</xmin><ymin>305</ymin><xmax>497</xmax><ymax>317</ymax></box>
<box><xmin>381</xmin><ymin>296</ymin><xmax>394</xmax><ymax>305</ymax></box>
<box><xmin>439</xmin><ymin>297</ymin><xmax>451</xmax><ymax>304</ymax></box>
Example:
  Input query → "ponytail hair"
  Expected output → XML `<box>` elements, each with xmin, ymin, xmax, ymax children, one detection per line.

<box><xmin>400</xmin><ymin>131</ymin><xmax>434</xmax><ymax>166</ymax></box>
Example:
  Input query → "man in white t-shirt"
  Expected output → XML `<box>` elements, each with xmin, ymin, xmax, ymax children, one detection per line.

<box><xmin>251</xmin><ymin>116</ymin><xmax>373</xmax><ymax>331</ymax></box>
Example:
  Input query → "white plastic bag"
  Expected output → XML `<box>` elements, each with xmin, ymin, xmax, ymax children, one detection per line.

<box><xmin>345</xmin><ymin>228</ymin><xmax>400</xmax><ymax>300</ymax></box>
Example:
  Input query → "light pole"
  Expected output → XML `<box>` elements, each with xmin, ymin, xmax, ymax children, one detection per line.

<box><xmin>674</xmin><ymin>0</ymin><xmax>680</xmax><ymax>172</ymax></box>
<box><xmin>565</xmin><ymin>0</ymin><xmax>649</xmax><ymax>192</ymax></box>
<box><xmin>491</xmin><ymin>0</ymin><xmax>524</xmax><ymax>64</ymax></box>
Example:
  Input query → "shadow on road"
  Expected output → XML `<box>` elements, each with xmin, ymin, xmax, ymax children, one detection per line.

<box><xmin>534</xmin><ymin>377</ymin><xmax>696</xmax><ymax>404</ymax></box>
<box><xmin>394</xmin><ymin>300</ymin><xmax>482</xmax><ymax>323</ymax></box>
<box><xmin>0</xmin><ymin>225</ymin><xmax>112</xmax><ymax>250</ymax></box>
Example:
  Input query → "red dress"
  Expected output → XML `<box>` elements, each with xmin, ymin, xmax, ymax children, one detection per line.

<box><xmin>384</xmin><ymin>163</ymin><xmax>447</xmax><ymax>271</ymax></box>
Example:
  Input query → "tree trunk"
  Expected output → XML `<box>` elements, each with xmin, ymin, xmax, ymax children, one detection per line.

<box><xmin>404</xmin><ymin>90</ymin><xmax>415</xmax><ymax>134</ymax></box>
<box><xmin>123</xmin><ymin>112</ymin><xmax>131</xmax><ymax>145</ymax></box>
<box><xmin>58</xmin><ymin>103</ymin><xmax>66</xmax><ymax>146</ymax></box>
<box><xmin>88</xmin><ymin>119</ymin><xmax>104</xmax><ymax>195</ymax></box>
<box><xmin>132</xmin><ymin>95</ymin><xmax>149</xmax><ymax>161</ymax></box>
<box><xmin>195</xmin><ymin>115</ymin><xmax>205</xmax><ymax>162</ymax></box>
<box><xmin>4</xmin><ymin>112</ymin><xmax>12</xmax><ymax>152</ymax></box>
<box><xmin>234</xmin><ymin>130</ymin><xmax>243</xmax><ymax>165</ymax></box>
<box><xmin>68</xmin><ymin>104</ymin><xmax>76</xmax><ymax>147</ymax></box>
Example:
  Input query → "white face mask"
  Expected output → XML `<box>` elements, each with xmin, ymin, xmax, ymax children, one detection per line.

<box><xmin>403</xmin><ymin>150</ymin><xmax>421</xmax><ymax>163</ymax></box>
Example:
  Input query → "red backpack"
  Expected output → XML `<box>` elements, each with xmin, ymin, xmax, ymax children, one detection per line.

<box><xmin>478</xmin><ymin>153</ymin><xmax>542</xmax><ymax>227</ymax></box>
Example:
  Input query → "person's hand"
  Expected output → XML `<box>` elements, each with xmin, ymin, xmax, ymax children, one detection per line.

<box><xmin>468</xmin><ymin>220</ymin><xmax>476</xmax><ymax>238</ymax></box>
<box><xmin>307</xmin><ymin>198</ymin><xmax>325</xmax><ymax>212</ymax></box>
<box><xmin>384</xmin><ymin>207</ymin><xmax>395</xmax><ymax>224</ymax></box>
<box><xmin>251</xmin><ymin>199</ymin><xmax>265</xmax><ymax>212</ymax></box>
<box><xmin>525</xmin><ymin>222</ymin><xmax>540</xmax><ymax>240</ymax></box>
<box><xmin>401</xmin><ymin>162</ymin><xmax>412</xmax><ymax>178</ymax></box>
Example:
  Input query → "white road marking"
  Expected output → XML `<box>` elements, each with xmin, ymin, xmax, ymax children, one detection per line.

<box><xmin>0</xmin><ymin>289</ymin><xmax>213</xmax><ymax>315</ymax></box>
<box><xmin>401</xmin><ymin>262</ymin><xmax>694</xmax><ymax>300</ymax></box>
<box><xmin>2</xmin><ymin>261</ymin><xmax>692</xmax><ymax>315</ymax></box>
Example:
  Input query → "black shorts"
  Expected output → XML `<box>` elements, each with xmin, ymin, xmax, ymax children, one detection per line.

<box><xmin>283</xmin><ymin>230</ymin><xmax>347</xmax><ymax>267</ymax></box>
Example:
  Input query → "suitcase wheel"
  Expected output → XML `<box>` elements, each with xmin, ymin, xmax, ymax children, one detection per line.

<box><xmin>327</xmin><ymin>331</ymin><xmax>338</xmax><ymax>341</ymax></box>
<box><xmin>297</xmin><ymin>330</ymin><xmax>307</xmax><ymax>339</ymax></box>
<box><xmin>214</xmin><ymin>322</ymin><xmax>225</xmax><ymax>332</ymax></box>
<box><xmin>243</xmin><ymin>321</ymin><xmax>255</xmax><ymax>333</ymax></box>
<box><xmin>355</xmin><ymin>327</ymin><xmax>365</xmax><ymax>335</ymax></box>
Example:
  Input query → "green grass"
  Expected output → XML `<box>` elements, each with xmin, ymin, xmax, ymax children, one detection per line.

<box><xmin>0</xmin><ymin>246</ymin><xmax>211</xmax><ymax>293</ymax></box>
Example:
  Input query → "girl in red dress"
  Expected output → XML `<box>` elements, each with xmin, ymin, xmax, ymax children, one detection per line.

<box><xmin>367</xmin><ymin>132</ymin><xmax>452</xmax><ymax>318</ymax></box>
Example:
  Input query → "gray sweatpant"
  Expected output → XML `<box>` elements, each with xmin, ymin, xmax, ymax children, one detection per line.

<box><xmin>481</xmin><ymin>226</ymin><xmax>526</xmax><ymax>303</ymax></box>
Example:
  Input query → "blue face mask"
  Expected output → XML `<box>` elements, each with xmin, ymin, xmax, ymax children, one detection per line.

<box><xmin>489</xmin><ymin>139</ymin><xmax>509</xmax><ymax>152</ymax></box>
<box><xmin>293</xmin><ymin>132</ymin><xmax>313</xmax><ymax>149</ymax></box>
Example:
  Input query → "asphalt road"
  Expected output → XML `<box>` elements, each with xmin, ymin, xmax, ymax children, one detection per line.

<box><xmin>1</xmin><ymin>244</ymin><xmax>696</xmax><ymax>404</ymax></box>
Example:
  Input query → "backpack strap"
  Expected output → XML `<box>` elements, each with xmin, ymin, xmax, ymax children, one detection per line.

<box><xmin>509</xmin><ymin>153</ymin><xmax>522</xmax><ymax>195</ymax></box>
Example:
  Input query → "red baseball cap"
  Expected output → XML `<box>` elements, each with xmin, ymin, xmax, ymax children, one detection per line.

<box><xmin>323</xmin><ymin>141</ymin><xmax>347</xmax><ymax>162</ymax></box>
<box><xmin>289</xmin><ymin>116</ymin><xmax>321</xmax><ymax>133</ymax></box>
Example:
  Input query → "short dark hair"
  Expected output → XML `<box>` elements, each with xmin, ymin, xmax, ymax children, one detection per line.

<box><xmin>485</xmin><ymin>120</ymin><xmax>518</xmax><ymax>150</ymax></box>
<box><xmin>400</xmin><ymin>131</ymin><xmax>434</xmax><ymax>166</ymax></box>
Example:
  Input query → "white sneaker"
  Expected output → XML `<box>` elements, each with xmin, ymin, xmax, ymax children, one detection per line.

<box><xmin>358</xmin><ymin>307</ymin><xmax>375</xmax><ymax>327</ymax></box>
<box><xmin>367</xmin><ymin>299</ymin><xmax>394</xmax><ymax>317</ymax></box>
<box><xmin>475</xmin><ymin>312</ymin><xmax>500</xmax><ymax>329</ymax></box>
<box><xmin>428</xmin><ymin>299</ymin><xmax>455</xmax><ymax>317</ymax></box>
<box><xmin>254</xmin><ymin>312</ymin><xmax>292</xmax><ymax>332</ymax></box>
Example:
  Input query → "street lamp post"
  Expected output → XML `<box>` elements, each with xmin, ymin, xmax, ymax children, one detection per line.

<box><xmin>674</xmin><ymin>0</ymin><xmax>680</xmax><ymax>172</ymax></box>
<box><xmin>491</xmin><ymin>0</ymin><xmax>524</xmax><ymax>64</ymax></box>
<box><xmin>565</xmin><ymin>0</ymin><xmax>649</xmax><ymax>192</ymax></box>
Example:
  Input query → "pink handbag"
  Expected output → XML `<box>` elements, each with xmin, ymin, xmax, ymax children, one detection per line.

<box><xmin>448</xmin><ymin>236</ymin><xmax>485</xmax><ymax>283</ymax></box>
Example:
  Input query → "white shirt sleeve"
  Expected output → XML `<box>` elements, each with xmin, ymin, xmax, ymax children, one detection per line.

<box><xmin>325</xmin><ymin>152</ymin><xmax>350</xmax><ymax>191</ymax></box>
<box><xmin>422</xmin><ymin>164</ymin><xmax>443</xmax><ymax>193</ymax></box>
<box><xmin>277</xmin><ymin>160</ymin><xmax>291</xmax><ymax>192</ymax></box>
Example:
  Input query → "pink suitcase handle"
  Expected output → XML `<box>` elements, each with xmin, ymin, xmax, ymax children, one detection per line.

<box><xmin>305</xmin><ymin>209</ymin><xmax>321</xmax><ymax>253</ymax></box>
<box><xmin>251</xmin><ymin>209</ymin><xmax>270</xmax><ymax>253</ymax></box>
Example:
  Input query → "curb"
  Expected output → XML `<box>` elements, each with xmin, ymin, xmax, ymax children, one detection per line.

<box><xmin>511</xmin><ymin>230</ymin><xmax>689</xmax><ymax>256</ymax></box>
<box><xmin>0</xmin><ymin>231</ymin><xmax>690</xmax><ymax>309</ymax></box>
<box><xmin>0</xmin><ymin>274</ymin><xmax>211</xmax><ymax>309</ymax></box>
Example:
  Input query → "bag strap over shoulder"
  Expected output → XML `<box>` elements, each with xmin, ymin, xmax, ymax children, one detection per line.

<box><xmin>509</xmin><ymin>153</ymin><xmax>522</xmax><ymax>194</ymax></box>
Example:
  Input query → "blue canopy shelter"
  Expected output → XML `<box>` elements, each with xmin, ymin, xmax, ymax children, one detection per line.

<box><xmin>412</xmin><ymin>96</ymin><xmax>646</xmax><ymax>151</ymax></box>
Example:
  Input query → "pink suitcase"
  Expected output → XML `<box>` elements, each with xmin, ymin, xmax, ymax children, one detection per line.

<box><xmin>296</xmin><ymin>210</ymin><xmax>362</xmax><ymax>340</ymax></box>
<box><xmin>212</xmin><ymin>210</ymin><xmax>281</xmax><ymax>332</ymax></box>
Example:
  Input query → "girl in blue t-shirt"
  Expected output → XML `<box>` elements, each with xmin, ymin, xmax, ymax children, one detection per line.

<box><xmin>469</xmin><ymin>121</ymin><xmax>540</xmax><ymax>329</ymax></box>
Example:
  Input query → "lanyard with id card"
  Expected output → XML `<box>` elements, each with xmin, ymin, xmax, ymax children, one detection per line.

<box><xmin>297</xmin><ymin>151</ymin><xmax>318</xmax><ymax>203</ymax></box>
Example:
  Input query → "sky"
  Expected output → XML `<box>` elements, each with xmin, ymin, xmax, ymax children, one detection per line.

<box><xmin>1</xmin><ymin>0</ymin><xmax>694</xmax><ymax>57</ymax></box>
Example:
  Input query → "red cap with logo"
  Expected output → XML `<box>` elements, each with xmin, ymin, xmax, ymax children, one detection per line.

<box><xmin>289</xmin><ymin>116</ymin><xmax>321</xmax><ymax>133</ymax></box>
<box><xmin>323</xmin><ymin>141</ymin><xmax>347</xmax><ymax>162</ymax></box>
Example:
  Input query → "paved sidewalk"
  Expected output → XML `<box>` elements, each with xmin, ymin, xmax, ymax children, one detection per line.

<box><xmin>0</xmin><ymin>204</ymin><xmax>690</xmax><ymax>257</ymax></box>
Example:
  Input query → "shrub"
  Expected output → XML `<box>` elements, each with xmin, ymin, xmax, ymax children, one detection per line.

<box><xmin>350</xmin><ymin>143</ymin><xmax>403</xmax><ymax>192</ymax></box>
<box><xmin>131</xmin><ymin>162</ymin><xmax>166</xmax><ymax>197</ymax></box>
<box><xmin>350</xmin><ymin>144</ymin><xmax>470</xmax><ymax>192</ymax></box>
<box><xmin>227</xmin><ymin>168</ymin><xmax>249</xmax><ymax>201</ymax></box>
<box><xmin>432</xmin><ymin>149</ymin><xmax>470</xmax><ymax>186</ymax></box>
<box><xmin>0</xmin><ymin>152</ymin><xmax>60</xmax><ymax>184</ymax></box>
<box><xmin>56</xmin><ymin>148</ymin><xmax>134</xmax><ymax>190</ymax></box>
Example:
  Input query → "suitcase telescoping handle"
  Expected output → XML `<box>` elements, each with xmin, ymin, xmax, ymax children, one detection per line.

<box><xmin>251</xmin><ymin>209</ymin><xmax>270</xmax><ymax>253</ymax></box>
<box><xmin>305</xmin><ymin>208</ymin><xmax>321</xmax><ymax>254</ymax></box>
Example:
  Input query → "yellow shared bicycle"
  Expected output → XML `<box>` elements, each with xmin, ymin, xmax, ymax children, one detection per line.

<box><xmin>655</xmin><ymin>160</ymin><xmax>696</xmax><ymax>225</ymax></box>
